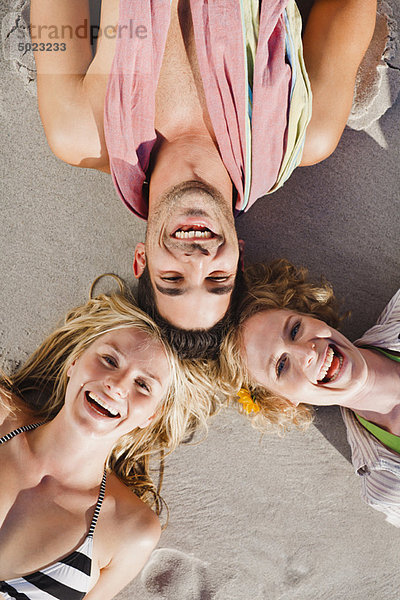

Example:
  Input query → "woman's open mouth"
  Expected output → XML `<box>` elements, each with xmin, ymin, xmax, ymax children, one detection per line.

<box><xmin>171</xmin><ymin>224</ymin><xmax>215</xmax><ymax>240</ymax></box>
<box><xmin>317</xmin><ymin>345</ymin><xmax>343</xmax><ymax>384</ymax></box>
<box><xmin>85</xmin><ymin>391</ymin><xmax>120</xmax><ymax>418</ymax></box>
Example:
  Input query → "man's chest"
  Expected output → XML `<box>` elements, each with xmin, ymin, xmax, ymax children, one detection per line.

<box><xmin>154</xmin><ymin>0</ymin><xmax>215</xmax><ymax>140</ymax></box>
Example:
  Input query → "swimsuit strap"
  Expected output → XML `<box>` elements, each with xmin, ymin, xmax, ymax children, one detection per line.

<box><xmin>0</xmin><ymin>421</ymin><xmax>107</xmax><ymax>537</ymax></box>
<box><xmin>88</xmin><ymin>468</ymin><xmax>107</xmax><ymax>538</ymax></box>
<box><xmin>0</xmin><ymin>422</ymin><xmax>45</xmax><ymax>444</ymax></box>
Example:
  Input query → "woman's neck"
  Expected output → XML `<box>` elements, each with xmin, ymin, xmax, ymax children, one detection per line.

<box><xmin>25</xmin><ymin>411</ymin><xmax>112</xmax><ymax>487</ymax></box>
<box><xmin>344</xmin><ymin>348</ymin><xmax>400</xmax><ymax>432</ymax></box>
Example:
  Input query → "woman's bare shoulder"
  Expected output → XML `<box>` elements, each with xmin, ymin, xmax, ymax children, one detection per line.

<box><xmin>109</xmin><ymin>472</ymin><xmax>160</xmax><ymax>525</ymax></box>
<box><xmin>87</xmin><ymin>475</ymin><xmax>161</xmax><ymax>598</ymax></box>
<box><xmin>100</xmin><ymin>472</ymin><xmax>161</xmax><ymax>552</ymax></box>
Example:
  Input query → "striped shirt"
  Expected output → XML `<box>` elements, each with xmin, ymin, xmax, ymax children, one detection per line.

<box><xmin>341</xmin><ymin>289</ymin><xmax>400</xmax><ymax>527</ymax></box>
<box><xmin>0</xmin><ymin>423</ymin><xmax>107</xmax><ymax>600</ymax></box>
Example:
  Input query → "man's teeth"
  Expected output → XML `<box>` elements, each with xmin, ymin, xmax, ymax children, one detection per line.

<box><xmin>318</xmin><ymin>346</ymin><xmax>334</xmax><ymax>381</ymax></box>
<box><xmin>174</xmin><ymin>230</ymin><xmax>212</xmax><ymax>239</ymax></box>
<box><xmin>88</xmin><ymin>392</ymin><xmax>120</xmax><ymax>417</ymax></box>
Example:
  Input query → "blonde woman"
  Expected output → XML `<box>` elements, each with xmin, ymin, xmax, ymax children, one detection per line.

<box><xmin>0</xmin><ymin>286</ymin><xmax>218</xmax><ymax>600</ymax></box>
<box><xmin>221</xmin><ymin>260</ymin><xmax>400</xmax><ymax>526</ymax></box>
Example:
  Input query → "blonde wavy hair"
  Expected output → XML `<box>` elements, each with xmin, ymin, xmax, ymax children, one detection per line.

<box><xmin>219</xmin><ymin>259</ymin><xmax>345</xmax><ymax>435</ymax></box>
<box><xmin>1</xmin><ymin>281</ymin><xmax>220</xmax><ymax>512</ymax></box>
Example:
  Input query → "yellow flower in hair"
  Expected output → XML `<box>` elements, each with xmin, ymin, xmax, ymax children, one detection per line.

<box><xmin>237</xmin><ymin>388</ymin><xmax>260</xmax><ymax>414</ymax></box>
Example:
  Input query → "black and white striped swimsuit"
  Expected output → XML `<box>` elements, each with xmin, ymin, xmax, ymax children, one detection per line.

<box><xmin>0</xmin><ymin>423</ymin><xmax>107</xmax><ymax>600</ymax></box>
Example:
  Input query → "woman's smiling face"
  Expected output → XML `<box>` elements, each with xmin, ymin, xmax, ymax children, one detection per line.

<box><xmin>241</xmin><ymin>309</ymin><xmax>369</xmax><ymax>407</ymax></box>
<box><xmin>65</xmin><ymin>327</ymin><xmax>171</xmax><ymax>438</ymax></box>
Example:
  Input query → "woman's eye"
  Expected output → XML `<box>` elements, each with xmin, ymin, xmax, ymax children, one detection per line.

<box><xmin>276</xmin><ymin>356</ymin><xmax>287</xmax><ymax>378</ymax></box>
<box><xmin>136</xmin><ymin>379</ymin><xmax>150</xmax><ymax>393</ymax></box>
<box><xmin>103</xmin><ymin>355</ymin><xmax>117</xmax><ymax>367</ymax></box>
<box><xmin>290</xmin><ymin>322</ymin><xmax>300</xmax><ymax>340</ymax></box>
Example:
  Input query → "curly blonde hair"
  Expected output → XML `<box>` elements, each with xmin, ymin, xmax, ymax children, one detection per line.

<box><xmin>1</xmin><ymin>284</ymin><xmax>220</xmax><ymax>512</ymax></box>
<box><xmin>219</xmin><ymin>259</ymin><xmax>345</xmax><ymax>435</ymax></box>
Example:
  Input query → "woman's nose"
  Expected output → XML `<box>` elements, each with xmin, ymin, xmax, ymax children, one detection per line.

<box><xmin>296</xmin><ymin>342</ymin><xmax>317</xmax><ymax>368</ymax></box>
<box><xmin>105</xmin><ymin>373</ymin><xmax>129</xmax><ymax>398</ymax></box>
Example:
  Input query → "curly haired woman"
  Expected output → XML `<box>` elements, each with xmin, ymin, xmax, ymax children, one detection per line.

<box><xmin>221</xmin><ymin>259</ymin><xmax>400</xmax><ymax>526</ymax></box>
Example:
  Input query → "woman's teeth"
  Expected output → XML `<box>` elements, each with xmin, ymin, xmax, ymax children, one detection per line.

<box><xmin>86</xmin><ymin>391</ymin><xmax>120</xmax><ymax>418</ymax></box>
<box><xmin>317</xmin><ymin>346</ymin><xmax>343</xmax><ymax>384</ymax></box>
<box><xmin>318</xmin><ymin>346</ymin><xmax>334</xmax><ymax>381</ymax></box>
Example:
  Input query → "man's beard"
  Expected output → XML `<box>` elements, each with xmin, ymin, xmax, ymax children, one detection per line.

<box><xmin>146</xmin><ymin>179</ymin><xmax>236</xmax><ymax>244</ymax></box>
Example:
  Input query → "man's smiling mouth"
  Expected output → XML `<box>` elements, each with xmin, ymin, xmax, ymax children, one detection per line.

<box><xmin>172</xmin><ymin>225</ymin><xmax>214</xmax><ymax>240</ymax></box>
<box><xmin>317</xmin><ymin>345</ymin><xmax>343</xmax><ymax>384</ymax></box>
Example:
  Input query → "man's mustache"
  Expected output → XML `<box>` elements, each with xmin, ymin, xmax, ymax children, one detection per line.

<box><xmin>166</xmin><ymin>238</ymin><xmax>222</xmax><ymax>253</ymax></box>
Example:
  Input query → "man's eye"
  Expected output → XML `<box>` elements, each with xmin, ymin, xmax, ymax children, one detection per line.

<box><xmin>161</xmin><ymin>276</ymin><xmax>182</xmax><ymax>282</ymax></box>
<box><xmin>207</xmin><ymin>276</ymin><xmax>229</xmax><ymax>282</ymax></box>
<box><xmin>103</xmin><ymin>355</ymin><xmax>117</xmax><ymax>367</ymax></box>
<box><xmin>276</xmin><ymin>355</ymin><xmax>287</xmax><ymax>378</ymax></box>
<box><xmin>136</xmin><ymin>379</ymin><xmax>150</xmax><ymax>393</ymax></box>
<box><xmin>290</xmin><ymin>322</ymin><xmax>300</xmax><ymax>340</ymax></box>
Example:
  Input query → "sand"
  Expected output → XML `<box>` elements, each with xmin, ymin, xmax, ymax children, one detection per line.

<box><xmin>1</xmin><ymin>0</ymin><xmax>400</xmax><ymax>598</ymax></box>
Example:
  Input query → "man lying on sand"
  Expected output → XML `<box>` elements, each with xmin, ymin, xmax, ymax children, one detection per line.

<box><xmin>32</xmin><ymin>0</ymin><xmax>376</xmax><ymax>355</ymax></box>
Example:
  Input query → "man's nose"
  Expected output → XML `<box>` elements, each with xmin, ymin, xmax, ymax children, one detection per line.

<box><xmin>178</xmin><ymin>246</ymin><xmax>218</xmax><ymax>267</ymax></box>
<box><xmin>182</xmin><ymin>243</ymin><xmax>211</xmax><ymax>257</ymax></box>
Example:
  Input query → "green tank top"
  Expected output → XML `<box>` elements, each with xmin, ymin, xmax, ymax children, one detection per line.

<box><xmin>355</xmin><ymin>346</ymin><xmax>400</xmax><ymax>454</ymax></box>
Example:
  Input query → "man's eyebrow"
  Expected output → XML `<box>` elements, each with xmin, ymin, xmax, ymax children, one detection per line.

<box><xmin>155</xmin><ymin>283</ymin><xmax>186</xmax><ymax>296</ymax></box>
<box><xmin>154</xmin><ymin>283</ymin><xmax>234</xmax><ymax>296</ymax></box>
<box><xmin>208</xmin><ymin>284</ymin><xmax>235</xmax><ymax>295</ymax></box>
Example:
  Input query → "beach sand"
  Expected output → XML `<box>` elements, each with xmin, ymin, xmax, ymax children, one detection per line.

<box><xmin>1</xmin><ymin>0</ymin><xmax>399</xmax><ymax>598</ymax></box>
